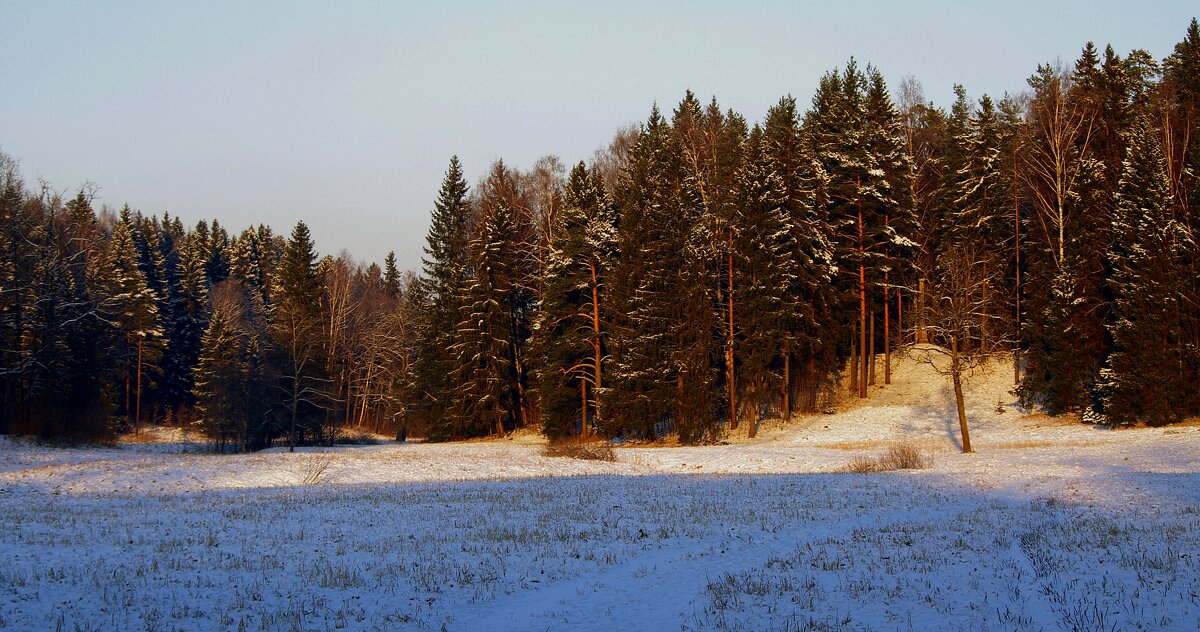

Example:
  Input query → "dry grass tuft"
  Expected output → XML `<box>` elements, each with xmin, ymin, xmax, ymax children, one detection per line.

<box><xmin>299</xmin><ymin>453</ymin><xmax>334</xmax><ymax>485</ymax></box>
<box><xmin>842</xmin><ymin>442</ymin><xmax>930</xmax><ymax>473</ymax></box>
<box><xmin>542</xmin><ymin>438</ymin><xmax>617</xmax><ymax>462</ymax></box>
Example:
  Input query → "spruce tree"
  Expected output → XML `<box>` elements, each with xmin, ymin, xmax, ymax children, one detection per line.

<box><xmin>950</xmin><ymin>94</ymin><xmax>1009</xmax><ymax>349</ymax></box>
<box><xmin>454</xmin><ymin>196</ymin><xmax>519</xmax><ymax>438</ymax></box>
<box><xmin>668</xmin><ymin>92</ymin><xmax>749</xmax><ymax>433</ymax></box>
<box><xmin>607</xmin><ymin>105</ymin><xmax>719</xmax><ymax>441</ymax></box>
<box><xmin>37</xmin><ymin>191</ymin><xmax>113</xmax><ymax>440</ymax></box>
<box><xmin>1102</xmin><ymin>119</ymin><xmax>1195</xmax><ymax>425</ymax></box>
<box><xmin>273</xmin><ymin>221</ymin><xmax>328</xmax><ymax>448</ymax></box>
<box><xmin>383</xmin><ymin>251</ymin><xmax>402</xmax><ymax>299</ymax></box>
<box><xmin>206</xmin><ymin>219</ymin><xmax>231</xmax><ymax>286</ymax></box>
<box><xmin>1164</xmin><ymin>18</ymin><xmax>1200</xmax><ymax>226</ymax></box>
<box><xmin>451</xmin><ymin>162</ymin><xmax>535</xmax><ymax>438</ymax></box>
<box><xmin>606</xmin><ymin>106</ymin><xmax>680</xmax><ymax>439</ymax></box>
<box><xmin>409</xmin><ymin>157</ymin><xmax>471</xmax><ymax>437</ymax></box>
<box><xmin>731</xmin><ymin>127</ymin><xmax>796</xmax><ymax>434</ymax></box>
<box><xmin>194</xmin><ymin>282</ymin><xmax>274</xmax><ymax>450</ymax></box>
<box><xmin>230</xmin><ymin>227</ymin><xmax>270</xmax><ymax>306</ymax></box>
<box><xmin>193</xmin><ymin>299</ymin><xmax>246</xmax><ymax>449</ymax></box>
<box><xmin>103</xmin><ymin>217</ymin><xmax>164</xmax><ymax>430</ymax></box>
<box><xmin>162</xmin><ymin>232</ymin><xmax>209</xmax><ymax>420</ymax></box>
<box><xmin>762</xmin><ymin>96</ymin><xmax>838</xmax><ymax>413</ymax></box>
<box><xmin>864</xmin><ymin>69</ymin><xmax>917</xmax><ymax>384</ymax></box>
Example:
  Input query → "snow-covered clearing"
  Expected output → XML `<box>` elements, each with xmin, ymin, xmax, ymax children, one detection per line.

<box><xmin>1</xmin><ymin>353</ymin><xmax>1198</xmax><ymax>631</ymax></box>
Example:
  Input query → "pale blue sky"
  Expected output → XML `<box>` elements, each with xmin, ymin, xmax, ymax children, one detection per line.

<box><xmin>1</xmin><ymin>1</ymin><xmax>1195</xmax><ymax>271</ymax></box>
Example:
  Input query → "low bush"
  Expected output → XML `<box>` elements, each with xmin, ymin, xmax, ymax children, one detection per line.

<box><xmin>542</xmin><ymin>438</ymin><xmax>616</xmax><ymax>462</ymax></box>
<box><xmin>842</xmin><ymin>443</ymin><xmax>929</xmax><ymax>473</ymax></box>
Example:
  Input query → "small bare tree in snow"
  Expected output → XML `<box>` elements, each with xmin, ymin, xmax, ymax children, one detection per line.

<box><xmin>913</xmin><ymin>243</ymin><xmax>1010</xmax><ymax>453</ymax></box>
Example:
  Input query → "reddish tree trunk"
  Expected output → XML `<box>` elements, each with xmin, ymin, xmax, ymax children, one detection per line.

<box><xmin>580</xmin><ymin>380</ymin><xmax>588</xmax><ymax>438</ymax></box>
<box><xmin>781</xmin><ymin>351</ymin><xmax>791</xmax><ymax>420</ymax></box>
<box><xmin>1013</xmin><ymin>150</ymin><xmax>1022</xmax><ymax>385</ymax></box>
<box><xmin>727</xmin><ymin>230</ymin><xmax>737</xmax><ymax>432</ymax></box>
<box><xmin>136</xmin><ymin>339</ymin><xmax>143</xmax><ymax>434</ymax></box>
<box><xmin>590</xmin><ymin>258</ymin><xmax>603</xmax><ymax>424</ymax></box>
<box><xmin>858</xmin><ymin>182</ymin><xmax>868</xmax><ymax>399</ymax></box>
<box><xmin>869</xmin><ymin>309</ymin><xmax>876</xmax><ymax>386</ymax></box>
<box><xmin>850</xmin><ymin>319</ymin><xmax>858</xmax><ymax>394</ymax></box>
<box><xmin>884</xmin><ymin>275</ymin><xmax>891</xmax><ymax>385</ymax></box>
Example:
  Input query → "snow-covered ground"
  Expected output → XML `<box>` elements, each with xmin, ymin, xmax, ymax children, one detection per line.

<box><xmin>1</xmin><ymin>352</ymin><xmax>1198</xmax><ymax>631</ymax></box>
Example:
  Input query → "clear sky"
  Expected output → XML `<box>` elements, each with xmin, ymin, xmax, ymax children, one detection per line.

<box><xmin>2</xmin><ymin>1</ymin><xmax>1195</xmax><ymax>271</ymax></box>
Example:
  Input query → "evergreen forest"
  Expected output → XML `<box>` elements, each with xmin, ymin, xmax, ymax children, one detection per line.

<box><xmin>3</xmin><ymin>21</ymin><xmax>1200</xmax><ymax>447</ymax></box>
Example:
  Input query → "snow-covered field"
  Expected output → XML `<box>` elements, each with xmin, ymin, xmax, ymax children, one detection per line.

<box><xmin>2</xmin><ymin>353</ymin><xmax>1198</xmax><ymax>631</ymax></box>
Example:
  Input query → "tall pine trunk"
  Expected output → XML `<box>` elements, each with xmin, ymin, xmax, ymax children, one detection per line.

<box><xmin>917</xmin><ymin>278</ymin><xmax>928</xmax><ymax>343</ymax></box>
<box><xmin>580</xmin><ymin>381</ymin><xmax>588</xmax><ymax>438</ymax></box>
<box><xmin>590</xmin><ymin>258</ymin><xmax>603</xmax><ymax>427</ymax></box>
<box><xmin>726</xmin><ymin>230</ymin><xmax>737</xmax><ymax>431</ymax></box>
<box><xmin>850</xmin><ymin>319</ymin><xmax>858</xmax><ymax>394</ymax></box>
<box><xmin>747</xmin><ymin>380</ymin><xmax>758</xmax><ymax>438</ymax></box>
<box><xmin>869</xmin><ymin>309</ymin><xmax>876</xmax><ymax>386</ymax></box>
<box><xmin>136</xmin><ymin>339</ymin><xmax>143</xmax><ymax>434</ymax></box>
<box><xmin>1013</xmin><ymin>152</ymin><xmax>1022</xmax><ymax>385</ymax></box>
<box><xmin>884</xmin><ymin>274</ymin><xmax>891</xmax><ymax>385</ymax></box>
<box><xmin>781</xmin><ymin>351</ymin><xmax>790</xmax><ymax>420</ymax></box>
<box><xmin>857</xmin><ymin>183</ymin><xmax>868</xmax><ymax>399</ymax></box>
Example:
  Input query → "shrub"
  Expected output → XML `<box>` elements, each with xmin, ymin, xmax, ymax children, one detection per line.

<box><xmin>841</xmin><ymin>442</ymin><xmax>929</xmax><ymax>473</ymax></box>
<box><xmin>542</xmin><ymin>438</ymin><xmax>616</xmax><ymax>462</ymax></box>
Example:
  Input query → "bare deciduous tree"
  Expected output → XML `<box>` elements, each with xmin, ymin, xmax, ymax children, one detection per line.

<box><xmin>1022</xmin><ymin>64</ymin><xmax>1098</xmax><ymax>270</ymax></box>
<box><xmin>912</xmin><ymin>244</ymin><xmax>1010</xmax><ymax>453</ymax></box>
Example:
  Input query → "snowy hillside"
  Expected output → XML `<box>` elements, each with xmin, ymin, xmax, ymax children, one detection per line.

<box><xmin>1</xmin><ymin>353</ymin><xmax>1197</xmax><ymax>631</ymax></box>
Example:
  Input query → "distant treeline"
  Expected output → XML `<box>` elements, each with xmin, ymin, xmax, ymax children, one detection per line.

<box><xmin>2</xmin><ymin>20</ymin><xmax>1199</xmax><ymax>446</ymax></box>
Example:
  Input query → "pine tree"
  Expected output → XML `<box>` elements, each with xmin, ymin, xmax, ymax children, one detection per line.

<box><xmin>532</xmin><ymin>163</ymin><xmax>616</xmax><ymax>438</ymax></box>
<box><xmin>807</xmin><ymin>60</ymin><xmax>904</xmax><ymax>398</ymax></box>
<box><xmin>864</xmin><ymin>69</ymin><xmax>917</xmax><ymax>385</ymax></box>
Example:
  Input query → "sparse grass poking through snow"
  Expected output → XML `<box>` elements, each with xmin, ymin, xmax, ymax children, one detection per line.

<box><xmin>842</xmin><ymin>443</ymin><xmax>930</xmax><ymax>473</ymax></box>
<box><xmin>542</xmin><ymin>437</ymin><xmax>617</xmax><ymax>462</ymax></box>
